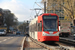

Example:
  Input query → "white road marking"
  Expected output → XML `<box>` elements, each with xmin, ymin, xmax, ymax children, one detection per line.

<box><xmin>0</xmin><ymin>41</ymin><xmax>2</xmax><ymax>43</ymax></box>
<box><xmin>3</xmin><ymin>39</ymin><xmax>7</xmax><ymax>41</ymax></box>
<box><xmin>0</xmin><ymin>37</ymin><xmax>14</xmax><ymax>43</ymax></box>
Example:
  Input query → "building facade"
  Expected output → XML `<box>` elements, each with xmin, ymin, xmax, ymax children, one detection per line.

<box><xmin>46</xmin><ymin>0</ymin><xmax>64</xmax><ymax>20</ymax></box>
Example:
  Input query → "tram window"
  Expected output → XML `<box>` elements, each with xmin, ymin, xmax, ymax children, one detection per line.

<box><xmin>34</xmin><ymin>23</ymin><xmax>37</xmax><ymax>31</ymax></box>
<box><xmin>38</xmin><ymin>23</ymin><xmax>42</xmax><ymax>31</ymax></box>
<box><xmin>40</xmin><ymin>21</ymin><xmax>42</xmax><ymax>22</ymax></box>
<box><xmin>29</xmin><ymin>26</ymin><xmax>31</xmax><ymax>32</ymax></box>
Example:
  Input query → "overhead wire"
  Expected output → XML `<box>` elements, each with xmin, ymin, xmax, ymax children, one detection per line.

<box><xmin>35</xmin><ymin>2</ymin><xmax>43</xmax><ymax>9</ymax></box>
<box><xmin>29</xmin><ymin>0</ymin><xmax>44</xmax><ymax>21</ymax></box>
<box><xmin>29</xmin><ymin>0</ymin><xmax>37</xmax><ymax>19</ymax></box>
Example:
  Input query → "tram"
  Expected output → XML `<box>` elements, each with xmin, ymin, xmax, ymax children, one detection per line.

<box><xmin>29</xmin><ymin>13</ymin><xmax>59</xmax><ymax>42</ymax></box>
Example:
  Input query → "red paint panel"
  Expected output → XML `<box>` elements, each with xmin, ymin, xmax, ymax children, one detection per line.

<box><xmin>38</xmin><ymin>32</ymin><xmax>42</xmax><ymax>41</ymax></box>
<box><xmin>39</xmin><ymin>36</ymin><xmax>59</xmax><ymax>42</ymax></box>
<box><xmin>38</xmin><ymin>16</ymin><xmax>42</xmax><ymax>23</ymax></box>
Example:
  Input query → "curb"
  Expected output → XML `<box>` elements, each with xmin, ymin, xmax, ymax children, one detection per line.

<box><xmin>20</xmin><ymin>36</ymin><xmax>26</xmax><ymax>50</ymax></box>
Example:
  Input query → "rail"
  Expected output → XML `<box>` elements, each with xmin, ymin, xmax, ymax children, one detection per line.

<box><xmin>29</xmin><ymin>37</ymin><xmax>75</xmax><ymax>50</ymax></box>
<box><xmin>29</xmin><ymin>37</ymin><xmax>57</xmax><ymax>50</ymax></box>
<box><xmin>59</xmin><ymin>37</ymin><xmax>75</xmax><ymax>45</ymax></box>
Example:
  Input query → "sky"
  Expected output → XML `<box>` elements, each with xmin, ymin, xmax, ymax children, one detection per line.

<box><xmin>0</xmin><ymin>0</ymin><xmax>43</xmax><ymax>21</ymax></box>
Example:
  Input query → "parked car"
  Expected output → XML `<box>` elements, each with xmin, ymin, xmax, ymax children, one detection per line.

<box><xmin>74</xmin><ymin>34</ymin><xmax>75</xmax><ymax>40</ymax></box>
<box><xmin>16</xmin><ymin>31</ymin><xmax>21</xmax><ymax>35</ymax></box>
<box><xmin>0</xmin><ymin>29</ymin><xmax>7</xmax><ymax>36</ymax></box>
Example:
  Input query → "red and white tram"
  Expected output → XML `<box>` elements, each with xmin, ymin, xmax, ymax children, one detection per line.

<box><xmin>29</xmin><ymin>13</ymin><xmax>59</xmax><ymax>42</ymax></box>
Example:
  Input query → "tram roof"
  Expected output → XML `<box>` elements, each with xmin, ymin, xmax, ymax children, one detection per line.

<box><xmin>40</xmin><ymin>13</ymin><xmax>58</xmax><ymax>16</ymax></box>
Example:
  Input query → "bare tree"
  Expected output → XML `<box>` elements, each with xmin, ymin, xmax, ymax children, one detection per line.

<box><xmin>56</xmin><ymin>0</ymin><xmax>75</xmax><ymax>25</ymax></box>
<box><xmin>41</xmin><ymin>0</ymin><xmax>75</xmax><ymax>25</ymax></box>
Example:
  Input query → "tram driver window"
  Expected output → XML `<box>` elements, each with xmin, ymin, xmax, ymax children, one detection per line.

<box><xmin>38</xmin><ymin>23</ymin><xmax>42</xmax><ymax>31</ymax></box>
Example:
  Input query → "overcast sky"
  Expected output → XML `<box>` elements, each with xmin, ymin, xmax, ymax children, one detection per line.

<box><xmin>0</xmin><ymin>0</ymin><xmax>43</xmax><ymax>21</ymax></box>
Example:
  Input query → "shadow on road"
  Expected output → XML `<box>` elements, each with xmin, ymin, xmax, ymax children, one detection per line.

<box><xmin>0</xmin><ymin>34</ymin><xmax>25</xmax><ymax>37</ymax></box>
<box><xmin>43</xmin><ymin>41</ymin><xmax>59</xmax><ymax>46</ymax></box>
<box><xmin>0</xmin><ymin>43</ymin><xmax>21</xmax><ymax>47</ymax></box>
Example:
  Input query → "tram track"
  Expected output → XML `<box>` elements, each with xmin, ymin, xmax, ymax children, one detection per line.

<box><xmin>55</xmin><ymin>42</ymin><xmax>75</xmax><ymax>50</ymax></box>
<box><xmin>59</xmin><ymin>37</ymin><xmax>75</xmax><ymax>46</ymax></box>
<box><xmin>29</xmin><ymin>36</ymin><xmax>75</xmax><ymax>50</ymax></box>
<box><xmin>29</xmin><ymin>37</ymin><xmax>56</xmax><ymax>50</ymax></box>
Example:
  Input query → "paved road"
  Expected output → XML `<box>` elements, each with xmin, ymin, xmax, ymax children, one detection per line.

<box><xmin>0</xmin><ymin>34</ymin><xmax>25</xmax><ymax>50</ymax></box>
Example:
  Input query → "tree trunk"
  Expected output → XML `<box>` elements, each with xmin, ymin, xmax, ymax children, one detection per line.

<box><xmin>7</xmin><ymin>26</ymin><xmax>10</xmax><ymax>33</ymax></box>
<box><xmin>73</xmin><ymin>20</ymin><xmax>75</xmax><ymax>26</ymax></box>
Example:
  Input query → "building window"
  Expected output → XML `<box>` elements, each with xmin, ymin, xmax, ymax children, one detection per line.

<box><xmin>55</xmin><ymin>10</ymin><xmax>59</xmax><ymax>13</ymax></box>
<box><xmin>59</xmin><ymin>17</ymin><xmax>64</xmax><ymax>20</ymax></box>
<box><xmin>50</xmin><ymin>10</ymin><xmax>53</xmax><ymax>13</ymax></box>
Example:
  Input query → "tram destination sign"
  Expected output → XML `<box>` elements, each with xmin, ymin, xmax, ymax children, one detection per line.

<box><xmin>43</xmin><ymin>16</ymin><xmax>57</xmax><ymax>19</ymax></box>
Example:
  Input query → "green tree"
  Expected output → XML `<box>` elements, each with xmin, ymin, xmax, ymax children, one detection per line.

<box><xmin>5</xmin><ymin>13</ymin><xmax>18</xmax><ymax>31</ymax></box>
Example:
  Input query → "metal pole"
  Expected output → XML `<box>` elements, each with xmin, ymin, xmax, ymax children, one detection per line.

<box><xmin>44</xmin><ymin>1</ymin><xmax>46</xmax><ymax>13</ymax></box>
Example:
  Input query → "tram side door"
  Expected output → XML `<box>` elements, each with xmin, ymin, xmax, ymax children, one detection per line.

<box><xmin>38</xmin><ymin>21</ymin><xmax>42</xmax><ymax>41</ymax></box>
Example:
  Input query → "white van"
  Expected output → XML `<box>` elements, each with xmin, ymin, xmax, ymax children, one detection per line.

<box><xmin>0</xmin><ymin>29</ymin><xmax>7</xmax><ymax>35</ymax></box>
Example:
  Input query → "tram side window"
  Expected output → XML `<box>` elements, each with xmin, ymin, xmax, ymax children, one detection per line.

<box><xmin>38</xmin><ymin>23</ymin><xmax>42</xmax><ymax>31</ymax></box>
<box><xmin>33</xmin><ymin>23</ymin><xmax>37</xmax><ymax>31</ymax></box>
<box><xmin>29</xmin><ymin>26</ymin><xmax>31</xmax><ymax>32</ymax></box>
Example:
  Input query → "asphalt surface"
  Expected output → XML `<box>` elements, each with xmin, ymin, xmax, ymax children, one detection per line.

<box><xmin>0</xmin><ymin>34</ymin><xmax>25</xmax><ymax>50</ymax></box>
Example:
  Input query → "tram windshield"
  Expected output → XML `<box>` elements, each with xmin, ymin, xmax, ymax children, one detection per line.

<box><xmin>43</xmin><ymin>16</ymin><xmax>58</xmax><ymax>31</ymax></box>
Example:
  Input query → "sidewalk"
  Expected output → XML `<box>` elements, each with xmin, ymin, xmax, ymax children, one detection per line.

<box><xmin>24</xmin><ymin>37</ymin><xmax>47</xmax><ymax>50</ymax></box>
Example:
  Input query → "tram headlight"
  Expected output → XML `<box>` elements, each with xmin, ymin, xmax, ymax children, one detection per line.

<box><xmin>43</xmin><ymin>33</ymin><xmax>47</xmax><ymax>36</ymax></box>
<box><xmin>43</xmin><ymin>32</ymin><xmax>48</xmax><ymax>36</ymax></box>
<box><xmin>56</xmin><ymin>32</ymin><xmax>59</xmax><ymax>36</ymax></box>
